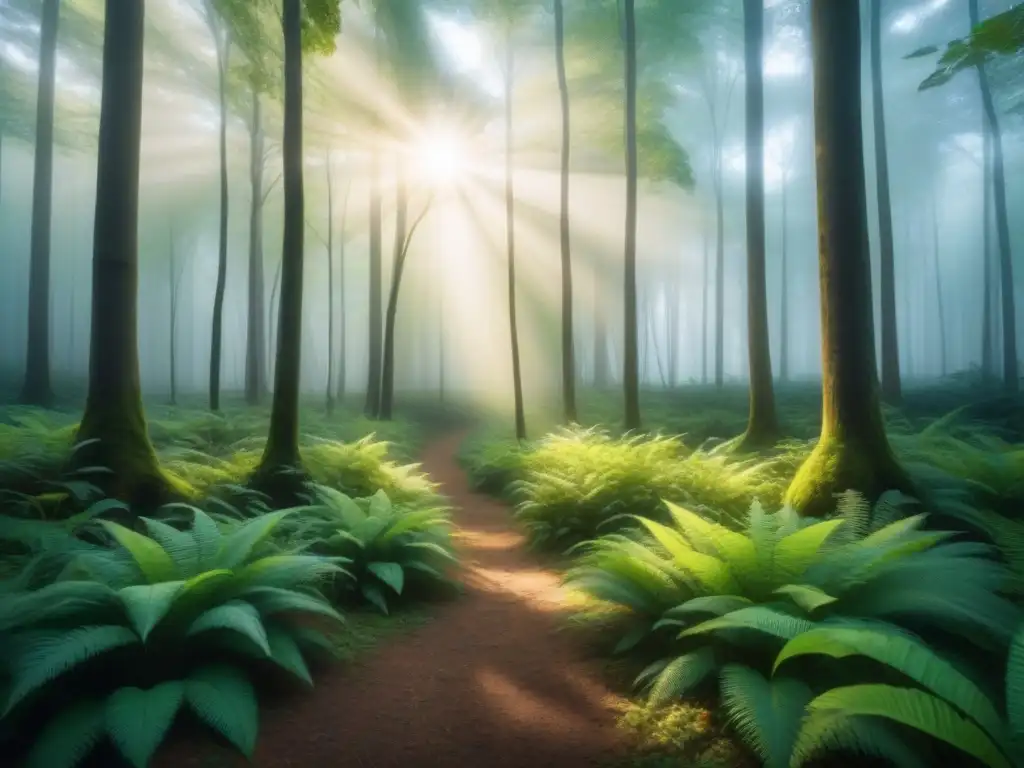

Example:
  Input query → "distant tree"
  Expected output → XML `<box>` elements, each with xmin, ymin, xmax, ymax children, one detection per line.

<box><xmin>336</xmin><ymin>179</ymin><xmax>351</xmax><ymax>403</ymax></box>
<box><xmin>74</xmin><ymin>0</ymin><xmax>168</xmax><ymax>504</ymax></box>
<box><xmin>167</xmin><ymin>221</ymin><xmax>191</xmax><ymax>406</ymax></box>
<box><xmin>324</xmin><ymin>152</ymin><xmax>337</xmax><ymax>415</ymax></box>
<box><xmin>506</xmin><ymin>21</ymin><xmax>527</xmax><ymax>440</ymax></box>
<box><xmin>202</xmin><ymin>0</ymin><xmax>232</xmax><ymax>412</ymax></box>
<box><xmin>869</xmin><ymin>0</ymin><xmax>902</xmax><ymax>405</ymax></box>
<box><xmin>735</xmin><ymin>0</ymin><xmax>779</xmax><ymax>450</ymax></box>
<box><xmin>19</xmin><ymin>0</ymin><xmax>60</xmax><ymax>407</ymax></box>
<box><xmin>622</xmin><ymin>0</ymin><xmax>640</xmax><ymax>430</ymax></box>
<box><xmin>256</xmin><ymin>0</ymin><xmax>340</xmax><ymax>480</ymax></box>
<box><xmin>785</xmin><ymin>0</ymin><xmax>908</xmax><ymax>517</ymax></box>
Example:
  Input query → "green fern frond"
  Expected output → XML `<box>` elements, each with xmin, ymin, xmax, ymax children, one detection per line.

<box><xmin>811</xmin><ymin>684</ymin><xmax>1012</xmax><ymax>768</ymax></box>
<box><xmin>184</xmin><ymin>665</ymin><xmax>259</xmax><ymax>757</ymax></box>
<box><xmin>719</xmin><ymin>663</ymin><xmax>811</xmax><ymax>768</ymax></box>
<box><xmin>24</xmin><ymin>698</ymin><xmax>105</xmax><ymax>768</ymax></box>
<box><xmin>118</xmin><ymin>581</ymin><xmax>186</xmax><ymax>641</ymax></box>
<box><xmin>680</xmin><ymin>606</ymin><xmax>814</xmax><ymax>643</ymax></box>
<box><xmin>265</xmin><ymin>626</ymin><xmax>313</xmax><ymax>685</ymax></box>
<box><xmin>99</xmin><ymin>522</ymin><xmax>178</xmax><ymax>584</ymax></box>
<box><xmin>791</xmin><ymin>712</ymin><xmax>929</xmax><ymax>768</ymax></box>
<box><xmin>105</xmin><ymin>681</ymin><xmax>185</xmax><ymax>768</ymax></box>
<box><xmin>646</xmin><ymin>647</ymin><xmax>718</xmax><ymax>706</ymax></box>
<box><xmin>187</xmin><ymin>601</ymin><xmax>271</xmax><ymax>656</ymax></box>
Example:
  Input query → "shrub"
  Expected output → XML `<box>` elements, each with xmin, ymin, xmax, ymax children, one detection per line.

<box><xmin>513</xmin><ymin>427</ymin><xmax>787</xmax><ymax>550</ymax></box>
<box><xmin>277</xmin><ymin>485</ymin><xmax>458</xmax><ymax>614</ymax></box>
<box><xmin>565</xmin><ymin>492</ymin><xmax>1021</xmax><ymax>766</ymax></box>
<box><xmin>0</xmin><ymin>507</ymin><xmax>346</xmax><ymax>767</ymax></box>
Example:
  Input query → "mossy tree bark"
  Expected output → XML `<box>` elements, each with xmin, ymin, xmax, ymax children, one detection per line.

<box><xmin>785</xmin><ymin>0</ymin><xmax>909</xmax><ymax>518</ymax></box>
<box><xmin>737</xmin><ymin>0</ymin><xmax>779</xmax><ymax>451</ymax></box>
<box><xmin>75</xmin><ymin>0</ymin><xmax>167</xmax><ymax>506</ymax></box>
<box><xmin>244</xmin><ymin>87</ymin><xmax>267</xmax><ymax>406</ymax></box>
<box><xmin>622</xmin><ymin>0</ymin><xmax>640</xmax><ymax>431</ymax></box>
<box><xmin>259</xmin><ymin>0</ymin><xmax>305</xmax><ymax>475</ymax></box>
<box><xmin>20</xmin><ymin>0</ymin><xmax>59</xmax><ymax>408</ymax></box>
<box><xmin>870</xmin><ymin>0</ymin><xmax>902</xmax><ymax>405</ymax></box>
<box><xmin>553</xmin><ymin>0</ymin><xmax>577</xmax><ymax>424</ymax></box>
<box><xmin>505</xmin><ymin>27</ymin><xmax>527</xmax><ymax>442</ymax></box>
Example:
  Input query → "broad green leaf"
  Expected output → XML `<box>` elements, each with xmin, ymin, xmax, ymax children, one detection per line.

<box><xmin>368</xmin><ymin>561</ymin><xmax>405</xmax><ymax>594</ymax></box>
<box><xmin>185</xmin><ymin>665</ymin><xmax>258</xmax><ymax>757</ymax></box>
<box><xmin>188</xmin><ymin>601</ymin><xmax>271</xmax><ymax>656</ymax></box>
<box><xmin>119</xmin><ymin>581</ymin><xmax>186</xmax><ymax>640</ymax></box>
<box><xmin>100</xmin><ymin>522</ymin><xmax>178</xmax><ymax>583</ymax></box>
<box><xmin>105</xmin><ymin>681</ymin><xmax>185</xmax><ymax>768</ymax></box>
<box><xmin>25</xmin><ymin>699</ymin><xmax>105</xmax><ymax>768</ymax></box>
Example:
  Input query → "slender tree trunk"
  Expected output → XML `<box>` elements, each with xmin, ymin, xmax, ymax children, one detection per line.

<box><xmin>552</xmin><ymin>0</ymin><xmax>577</xmax><ymax>423</ymax></box>
<box><xmin>622</xmin><ymin>0</ymin><xmax>640</xmax><ymax>430</ymax></box>
<box><xmin>380</xmin><ymin>164</ymin><xmax>409</xmax><ymax>421</ymax></box>
<box><xmin>75</xmin><ymin>0</ymin><xmax>165</xmax><ymax>503</ymax></box>
<box><xmin>779</xmin><ymin>174</ymin><xmax>789</xmax><ymax>382</ymax></box>
<box><xmin>325</xmin><ymin>152</ymin><xmax>335</xmax><ymax>415</ymax></box>
<box><xmin>593</xmin><ymin>269</ymin><xmax>609</xmax><ymax>387</ymax></box>
<box><xmin>739</xmin><ymin>0</ymin><xmax>779</xmax><ymax>449</ymax></box>
<box><xmin>702</xmin><ymin>206</ymin><xmax>710</xmax><ymax>385</ymax></box>
<box><xmin>870</xmin><ymin>0</ymin><xmax>902</xmax><ymax>404</ymax></box>
<box><xmin>259</xmin><ymin>0</ymin><xmax>305</xmax><ymax>472</ymax></box>
<box><xmin>337</xmin><ymin>184</ymin><xmax>350</xmax><ymax>402</ymax></box>
<box><xmin>365</xmin><ymin>35</ymin><xmax>384</xmax><ymax>418</ymax></box>
<box><xmin>969</xmin><ymin>0</ymin><xmax>1017</xmax><ymax>392</ymax></box>
<box><xmin>667</xmin><ymin>272</ymin><xmax>680</xmax><ymax>387</ymax></box>
<box><xmin>713</xmin><ymin>162</ymin><xmax>726</xmax><ymax>387</ymax></box>
<box><xmin>169</xmin><ymin>223</ymin><xmax>178</xmax><ymax>405</ymax></box>
<box><xmin>207</xmin><ymin>10</ymin><xmax>230</xmax><ymax>412</ymax></box>
<box><xmin>786</xmin><ymin>0</ymin><xmax>908</xmax><ymax>517</ymax></box>
<box><xmin>505</xmin><ymin>29</ymin><xmax>527</xmax><ymax>441</ymax></box>
<box><xmin>268</xmin><ymin>256</ymin><xmax>282</xmax><ymax>382</ymax></box>
<box><xmin>245</xmin><ymin>88</ymin><xmax>267</xmax><ymax>405</ymax></box>
<box><xmin>20</xmin><ymin>0</ymin><xmax>60</xmax><ymax>407</ymax></box>
<box><xmin>930</xmin><ymin>197</ymin><xmax>947</xmax><ymax>377</ymax></box>
<box><xmin>981</xmin><ymin>124</ymin><xmax>994</xmax><ymax>379</ymax></box>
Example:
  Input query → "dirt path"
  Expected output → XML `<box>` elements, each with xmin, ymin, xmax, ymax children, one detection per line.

<box><xmin>170</xmin><ymin>431</ymin><xmax>628</xmax><ymax>768</ymax></box>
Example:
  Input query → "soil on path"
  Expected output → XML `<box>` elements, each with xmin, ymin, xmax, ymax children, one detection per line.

<box><xmin>169</xmin><ymin>431</ymin><xmax>628</xmax><ymax>768</ymax></box>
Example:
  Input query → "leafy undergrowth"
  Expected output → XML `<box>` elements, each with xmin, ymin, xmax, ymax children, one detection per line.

<box><xmin>0</xmin><ymin>438</ymin><xmax>458</xmax><ymax>768</ymax></box>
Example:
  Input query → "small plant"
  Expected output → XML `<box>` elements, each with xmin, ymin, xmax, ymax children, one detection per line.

<box><xmin>0</xmin><ymin>506</ymin><xmax>347</xmax><ymax>768</ymax></box>
<box><xmin>277</xmin><ymin>485</ymin><xmax>458</xmax><ymax>614</ymax></box>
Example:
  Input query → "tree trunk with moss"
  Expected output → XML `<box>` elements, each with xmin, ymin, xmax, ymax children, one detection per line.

<box><xmin>20</xmin><ymin>0</ymin><xmax>60</xmax><ymax>408</ymax></box>
<box><xmin>75</xmin><ymin>0</ymin><xmax>167</xmax><ymax>506</ymax></box>
<box><xmin>259</xmin><ymin>0</ymin><xmax>305</xmax><ymax>474</ymax></box>
<box><xmin>785</xmin><ymin>0</ymin><xmax>908</xmax><ymax>518</ymax></box>
<box><xmin>737</xmin><ymin>0</ymin><xmax>779</xmax><ymax>450</ymax></box>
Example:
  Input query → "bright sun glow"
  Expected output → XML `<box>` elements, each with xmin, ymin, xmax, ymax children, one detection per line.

<box><xmin>414</xmin><ymin>126</ymin><xmax>468</xmax><ymax>186</ymax></box>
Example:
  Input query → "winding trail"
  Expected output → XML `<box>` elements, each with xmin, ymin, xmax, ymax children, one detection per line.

<box><xmin>174</xmin><ymin>430</ymin><xmax>627</xmax><ymax>768</ymax></box>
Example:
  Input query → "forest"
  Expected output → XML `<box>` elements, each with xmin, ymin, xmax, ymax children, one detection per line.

<box><xmin>0</xmin><ymin>0</ymin><xmax>1022</xmax><ymax>766</ymax></box>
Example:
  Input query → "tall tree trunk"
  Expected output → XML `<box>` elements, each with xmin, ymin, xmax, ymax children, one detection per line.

<box><xmin>365</xmin><ymin>35</ymin><xmax>384</xmax><ymax>418</ymax></box>
<box><xmin>713</xmin><ymin>160</ymin><xmax>725</xmax><ymax>388</ymax></box>
<box><xmin>207</xmin><ymin>8</ymin><xmax>230</xmax><ymax>412</ymax></box>
<box><xmin>738</xmin><ymin>0</ymin><xmax>779</xmax><ymax>449</ymax></box>
<box><xmin>667</xmin><ymin>272</ymin><xmax>680</xmax><ymax>387</ymax></box>
<box><xmin>870</xmin><ymin>0</ymin><xmax>902</xmax><ymax>404</ymax></box>
<box><xmin>380</xmin><ymin>164</ymin><xmax>409</xmax><ymax>421</ymax></box>
<box><xmin>20</xmin><ymin>0</ymin><xmax>60</xmax><ymax>407</ymax></box>
<box><xmin>779</xmin><ymin>174</ymin><xmax>789</xmax><ymax>382</ymax></box>
<box><xmin>325</xmin><ymin>152</ymin><xmax>335</xmax><ymax>415</ymax></box>
<box><xmin>245</xmin><ymin>87</ymin><xmax>267</xmax><ymax>405</ymax></box>
<box><xmin>981</xmin><ymin>124</ymin><xmax>994</xmax><ymax>379</ymax></box>
<box><xmin>622</xmin><ymin>0</ymin><xmax>641</xmax><ymax>430</ymax></box>
<box><xmin>505</xmin><ymin>28</ymin><xmax>527</xmax><ymax>441</ymax></box>
<box><xmin>786</xmin><ymin>0</ymin><xmax>907</xmax><ymax>517</ymax></box>
<box><xmin>75</xmin><ymin>0</ymin><xmax>165</xmax><ymax>504</ymax></box>
<box><xmin>930</xmin><ymin>197</ymin><xmax>947</xmax><ymax>377</ymax></box>
<box><xmin>553</xmin><ymin>0</ymin><xmax>577</xmax><ymax>423</ymax></box>
<box><xmin>702</xmin><ymin>205</ymin><xmax>710</xmax><ymax>385</ymax></box>
<box><xmin>969</xmin><ymin>0</ymin><xmax>1017</xmax><ymax>393</ymax></box>
<box><xmin>259</xmin><ymin>0</ymin><xmax>305</xmax><ymax>472</ymax></box>
<box><xmin>593</xmin><ymin>269</ymin><xmax>609</xmax><ymax>387</ymax></box>
<box><xmin>337</xmin><ymin>184</ymin><xmax>350</xmax><ymax>402</ymax></box>
<box><xmin>169</xmin><ymin>223</ymin><xmax>179</xmax><ymax>405</ymax></box>
<box><xmin>268</xmin><ymin>256</ymin><xmax>282</xmax><ymax>382</ymax></box>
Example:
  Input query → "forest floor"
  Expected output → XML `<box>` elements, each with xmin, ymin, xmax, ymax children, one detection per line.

<box><xmin>163</xmin><ymin>429</ymin><xmax>631</xmax><ymax>768</ymax></box>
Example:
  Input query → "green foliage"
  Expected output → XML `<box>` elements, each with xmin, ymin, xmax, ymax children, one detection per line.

<box><xmin>908</xmin><ymin>4</ymin><xmax>1024</xmax><ymax>91</ymax></box>
<box><xmin>566</xmin><ymin>492</ymin><xmax>1022</xmax><ymax>765</ymax></box>
<box><xmin>277</xmin><ymin>485</ymin><xmax>457</xmax><ymax>614</ymax></box>
<box><xmin>0</xmin><ymin>506</ymin><xmax>346</xmax><ymax>766</ymax></box>
<box><xmin>511</xmin><ymin>427</ymin><xmax>787</xmax><ymax>549</ymax></box>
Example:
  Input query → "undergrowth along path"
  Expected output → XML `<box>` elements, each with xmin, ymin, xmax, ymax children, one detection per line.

<box><xmin>169</xmin><ymin>430</ymin><xmax>628</xmax><ymax>768</ymax></box>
